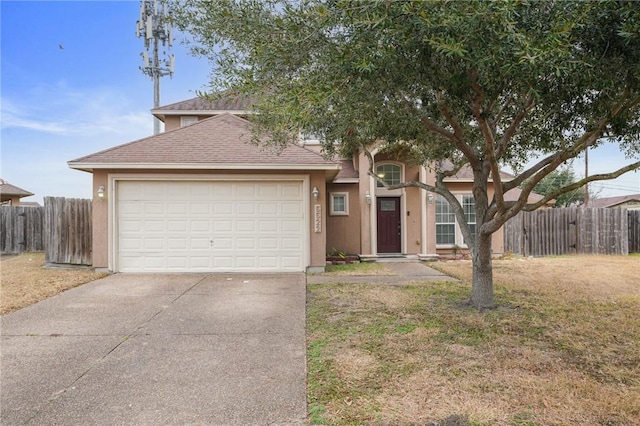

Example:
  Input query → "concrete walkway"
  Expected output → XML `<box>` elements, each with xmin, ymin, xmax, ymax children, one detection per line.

<box><xmin>307</xmin><ymin>260</ymin><xmax>455</xmax><ymax>284</ymax></box>
<box><xmin>1</xmin><ymin>273</ymin><xmax>306</xmax><ymax>425</ymax></box>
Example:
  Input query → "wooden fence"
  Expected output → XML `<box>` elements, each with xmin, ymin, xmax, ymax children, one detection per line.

<box><xmin>504</xmin><ymin>207</ymin><xmax>632</xmax><ymax>256</ymax></box>
<box><xmin>43</xmin><ymin>197</ymin><xmax>92</xmax><ymax>266</ymax></box>
<box><xmin>0</xmin><ymin>205</ymin><xmax>45</xmax><ymax>253</ymax></box>
<box><xmin>1</xmin><ymin>197</ymin><xmax>92</xmax><ymax>266</ymax></box>
<box><xmin>629</xmin><ymin>210</ymin><xmax>640</xmax><ymax>253</ymax></box>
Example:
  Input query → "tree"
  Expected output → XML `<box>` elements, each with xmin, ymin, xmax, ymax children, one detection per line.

<box><xmin>172</xmin><ymin>0</ymin><xmax>640</xmax><ymax>309</ymax></box>
<box><xmin>522</xmin><ymin>167</ymin><xmax>589</xmax><ymax>207</ymax></box>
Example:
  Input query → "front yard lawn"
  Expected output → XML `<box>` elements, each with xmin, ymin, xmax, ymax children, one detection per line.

<box><xmin>307</xmin><ymin>255</ymin><xmax>640</xmax><ymax>425</ymax></box>
<box><xmin>0</xmin><ymin>252</ymin><xmax>107</xmax><ymax>315</ymax></box>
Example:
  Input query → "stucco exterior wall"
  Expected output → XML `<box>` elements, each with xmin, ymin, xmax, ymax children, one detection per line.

<box><xmin>309</xmin><ymin>171</ymin><xmax>328</xmax><ymax>270</ymax></box>
<box><xmin>326</xmin><ymin>183</ymin><xmax>361</xmax><ymax>255</ymax></box>
<box><xmin>92</xmin><ymin>170</ymin><xmax>109</xmax><ymax>269</ymax></box>
<box><xmin>404</xmin><ymin>164</ymin><xmax>423</xmax><ymax>254</ymax></box>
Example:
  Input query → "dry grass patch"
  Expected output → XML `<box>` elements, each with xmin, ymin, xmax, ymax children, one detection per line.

<box><xmin>307</xmin><ymin>256</ymin><xmax>640</xmax><ymax>425</ymax></box>
<box><xmin>0</xmin><ymin>252</ymin><xmax>107</xmax><ymax>315</ymax></box>
<box><xmin>323</xmin><ymin>262</ymin><xmax>395</xmax><ymax>276</ymax></box>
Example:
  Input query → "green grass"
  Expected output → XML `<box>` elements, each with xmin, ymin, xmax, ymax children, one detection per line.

<box><xmin>323</xmin><ymin>262</ymin><xmax>391</xmax><ymax>274</ymax></box>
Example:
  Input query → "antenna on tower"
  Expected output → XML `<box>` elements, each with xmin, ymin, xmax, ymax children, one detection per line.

<box><xmin>136</xmin><ymin>0</ymin><xmax>174</xmax><ymax>135</ymax></box>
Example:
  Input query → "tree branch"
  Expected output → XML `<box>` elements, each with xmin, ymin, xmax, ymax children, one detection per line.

<box><xmin>520</xmin><ymin>161</ymin><xmax>640</xmax><ymax>211</ymax></box>
<box><xmin>437</xmin><ymin>91</ymin><xmax>479</xmax><ymax>166</ymax></box>
<box><xmin>496</xmin><ymin>94</ymin><xmax>535</xmax><ymax>159</ymax></box>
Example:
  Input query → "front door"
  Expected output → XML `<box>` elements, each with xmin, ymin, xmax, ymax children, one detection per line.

<box><xmin>377</xmin><ymin>197</ymin><xmax>401</xmax><ymax>253</ymax></box>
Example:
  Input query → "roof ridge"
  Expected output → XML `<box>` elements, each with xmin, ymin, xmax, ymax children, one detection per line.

<box><xmin>152</xmin><ymin>96</ymin><xmax>201</xmax><ymax>110</ymax></box>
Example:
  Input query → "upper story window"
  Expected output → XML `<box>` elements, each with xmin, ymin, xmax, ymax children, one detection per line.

<box><xmin>300</xmin><ymin>132</ymin><xmax>322</xmax><ymax>145</ymax></box>
<box><xmin>181</xmin><ymin>116</ymin><xmax>198</xmax><ymax>127</ymax></box>
<box><xmin>376</xmin><ymin>163</ymin><xmax>402</xmax><ymax>188</ymax></box>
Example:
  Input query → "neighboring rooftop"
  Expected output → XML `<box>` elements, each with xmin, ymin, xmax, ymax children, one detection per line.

<box><xmin>588</xmin><ymin>193</ymin><xmax>640</xmax><ymax>208</ymax></box>
<box><xmin>503</xmin><ymin>187</ymin><xmax>556</xmax><ymax>207</ymax></box>
<box><xmin>0</xmin><ymin>178</ymin><xmax>34</xmax><ymax>203</ymax></box>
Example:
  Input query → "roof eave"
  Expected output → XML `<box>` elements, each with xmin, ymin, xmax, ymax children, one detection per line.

<box><xmin>151</xmin><ymin>109</ymin><xmax>250</xmax><ymax>117</ymax></box>
<box><xmin>68</xmin><ymin>162</ymin><xmax>341</xmax><ymax>173</ymax></box>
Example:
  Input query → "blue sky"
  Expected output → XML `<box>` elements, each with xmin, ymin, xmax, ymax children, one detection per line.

<box><xmin>1</xmin><ymin>1</ymin><xmax>639</xmax><ymax>204</ymax></box>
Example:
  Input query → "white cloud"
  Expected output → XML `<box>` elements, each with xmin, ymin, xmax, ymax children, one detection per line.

<box><xmin>1</xmin><ymin>81</ymin><xmax>153</xmax><ymax>139</ymax></box>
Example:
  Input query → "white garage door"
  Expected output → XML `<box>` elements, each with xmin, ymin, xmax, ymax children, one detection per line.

<box><xmin>116</xmin><ymin>180</ymin><xmax>306</xmax><ymax>272</ymax></box>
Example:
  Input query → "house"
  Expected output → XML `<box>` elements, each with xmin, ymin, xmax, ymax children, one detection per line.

<box><xmin>0</xmin><ymin>179</ymin><xmax>34</xmax><ymax>206</ymax></box>
<box><xmin>503</xmin><ymin>187</ymin><xmax>556</xmax><ymax>208</ymax></box>
<box><xmin>588</xmin><ymin>194</ymin><xmax>640</xmax><ymax>210</ymax></box>
<box><xmin>69</xmin><ymin>96</ymin><xmax>531</xmax><ymax>273</ymax></box>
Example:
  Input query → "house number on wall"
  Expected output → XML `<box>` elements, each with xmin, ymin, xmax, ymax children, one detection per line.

<box><xmin>314</xmin><ymin>204</ymin><xmax>322</xmax><ymax>233</ymax></box>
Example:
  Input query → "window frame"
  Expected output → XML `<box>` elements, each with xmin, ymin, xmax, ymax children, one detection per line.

<box><xmin>329</xmin><ymin>192</ymin><xmax>349</xmax><ymax>216</ymax></box>
<box><xmin>375</xmin><ymin>163</ymin><xmax>402</xmax><ymax>188</ymax></box>
<box><xmin>435</xmin><ymin>194</ymin><xmax>476</xmax><ymax>247</ymax></box>
<box><xmin>180</xmin><ymin>116</ymin><xmax>198</xmax><ymax>127</ymax></box>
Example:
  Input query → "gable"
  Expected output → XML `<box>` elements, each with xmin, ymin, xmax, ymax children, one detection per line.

<box><xmin>68</xmin><ymin>114</ymin><xmax>340</xmax><ymax>173</ymax></box>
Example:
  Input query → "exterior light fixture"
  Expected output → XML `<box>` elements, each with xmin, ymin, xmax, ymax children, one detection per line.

<box><xmin>312</xmin><ymin>186</ymin><xmax>320</xmax><ymax>201</ymax></box>
<box><xmin>97</xmin><ymin>185</ymin><xmax>105</xmax><ymax>199</ymax></box>
<box><xmin>365</xmin><ymin>191</ymin><xmax>372</xmax><ymax>205</ymax></box>
<box><xmin>428</xmin><ymin>193</ymin><xmax>434</xmax><ymax>204</ymax></box>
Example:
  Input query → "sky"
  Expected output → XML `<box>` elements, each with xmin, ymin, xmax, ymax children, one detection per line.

<box><xmin>1</xmin><ymin>1</ymin><xmax>639</xmax><ymax>205</ymax></box>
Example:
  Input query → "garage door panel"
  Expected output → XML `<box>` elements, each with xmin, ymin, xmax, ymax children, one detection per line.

<box><xmin>213</xmin><ymin>257</ymin><xmax>233</xmax><ymax>268</ymax></box>
<box><xmin>190</xmin><ymin>220</ymin><xmax>210</xmax><ymax>232</ymax></box>
<box><xmin>211</xmin><ymin>238</ymin><xmax>232</xmax><ymax>249</ymax></box>
<box><xmin>117</xmin><ymin>180</ymin><xmax>306</xmax><ymax>272</ymax></box>
<box><xmin>214</xmin><ymin>220</ymin><xmax>233</xmax><ymax>232</ymax></box>
<box><xmin>282</xmin><ymin>220</ymin><xmax>303</xmax><ymax>232</ymax></box>
<box><xmin>258</xmin><ymin>203</ymin><xmax>278</xmax><ymax>215</ymax></box>
<box><xmin>168</xmin><ymin>238</ymin><xmax>188</xmax><ymax>250</ymax></box>
<box><xmin>236</xmin><ymin>203</ymin><xmax>256</xmax><ymax>215</ymax></box>
<box><xmin>143</xmin><ymin>238</ymin><xmax>164</xmax><ymax>250</ymax></box>
<box><xmin>281</xmin><ymin>202</ymin><xmax>303</xmax><ymax>215</ymax></box>
<box><xmin>236</xmin><ymin>220</ymin><xmax>255</xmax><ymax>232</ymax></box>
<box><xmin>143</xmin><ymin>220</ymin><xmax>163</xmax><ymax>232</ymax></box>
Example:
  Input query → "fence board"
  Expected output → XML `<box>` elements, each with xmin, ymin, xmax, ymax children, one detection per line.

<box><xmin>44</xmin><ymin>197</ymin><xmax>92</xmax><ymax>265</ymax></box>
<box><xmin>505</xmin><ymin>208</ymin><xmax>629</xmax><ymax>256</ymax></box>
<box><xmin>0</xmin><ymin>205</ymin><xmax>44</xmax><ymax>253</ymax></box>
<box><xmin>629</xmin><ymin>210</ymin><xmax>640</xmax><ymax>253</ymax></box>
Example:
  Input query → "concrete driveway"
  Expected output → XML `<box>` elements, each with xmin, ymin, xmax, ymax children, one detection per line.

<box><xmin>1</xmin><ymin>273</ymin><xmax>307</xmax><ymax>425</ymax></box>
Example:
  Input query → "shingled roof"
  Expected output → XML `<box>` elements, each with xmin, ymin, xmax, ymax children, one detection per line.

<box><xmin>151</xmin><ymin>95</ymin><xmax>252</xmax><ymax>121</ymax></box>
<box><xmin>68</xmin><ymin>114</ymin><xmax>341</xmax><ymax>173</ymax></box>
<box><xmin>0</xmin><ymin>179</ymin><xmax>33</xmax><ymax>199</ymax></box>
<box><xmin>588</xmin><ymin>193</ymin><xmax>640</xmax><ymax>208</ymax></box>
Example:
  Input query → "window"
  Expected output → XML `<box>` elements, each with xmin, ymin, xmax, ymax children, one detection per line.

<box><xmin>181</xmin><ymin>116</ymin><xmax>198</xmax><ymax>127</ymax></box>
<box><xmin>330</xmin><ymin>192</ymin><xmax>349</xmax><ymax>216</ymax></box>
<box><xmin>462</xmin><ymin>195</ymin><xmax>476</xmax><ymax>244</ymax></box>
<box><xmin>300</xmin><ymin>132</ymin><xmax>322</xmax><ymax>145</ymax></box>
<box><xmin>435</xmin><ymin>194</ymin><xmax>476</xmax><ymax>246</ymax></box>
<box><xmin>436</xmin><ymin>196</ymin><xmax>456</xmax><ymax>245</ymax></box>
<box><xmin>376</xmin><ymin>163</ymin><xmax>401</xmax><ymax>188</ymax></box>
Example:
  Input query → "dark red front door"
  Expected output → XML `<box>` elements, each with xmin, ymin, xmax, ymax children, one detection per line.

<box><xmin>377</xmin><ymin>197</ymin><xmax>401</xmax><ymax>253</ymax></box>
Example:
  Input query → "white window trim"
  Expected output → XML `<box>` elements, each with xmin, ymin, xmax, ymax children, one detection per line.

<box><xmin>329</xmin><ymin>192</ymin><xmax>349</xmax><ymax>216</ymax></box>
<box><xmin>375</xmin><ymin>162</ymin><xmax>403</xmax><ymax>188</ymax></box>
<box><xmin>299</xmin><ymin>131</ymin><xmax>322</xmax><ymax>145</ymax></box>
<box><xmin>435</xmin><ymin>193</ymin><xmax>476</xmax><ymax>248</ymax></box>
<box><xmin>180</xmin><ymin>116</ymin><xmax>198</xmax><ymax>127</ymax></box>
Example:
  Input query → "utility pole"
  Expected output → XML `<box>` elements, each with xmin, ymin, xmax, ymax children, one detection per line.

<box><xmin>136</xmin><ymin>0</ymin><xmax>174</xmax><ymax>135</ymax></box>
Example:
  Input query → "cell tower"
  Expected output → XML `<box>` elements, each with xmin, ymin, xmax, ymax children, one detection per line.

<box><xmin>136</xmin><ymin>0</ymin><xmax>175</xmax><ymax>135</ymax></box>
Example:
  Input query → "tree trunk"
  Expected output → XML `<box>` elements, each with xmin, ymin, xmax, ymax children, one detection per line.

<box><xmin>470</xmin><ymin>232</ymin><xmax>495</xmax><ymax>309</ymax></box>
